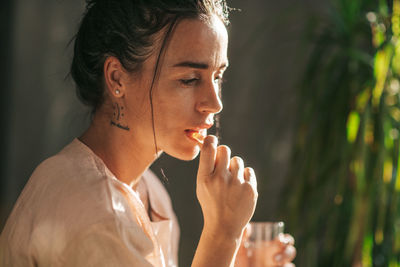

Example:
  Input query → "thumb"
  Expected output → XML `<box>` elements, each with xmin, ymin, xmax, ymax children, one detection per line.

<box><xmin>197</xmin><ymin>135</ymin><xmax>218</xmax><ymax>179</ymax></box>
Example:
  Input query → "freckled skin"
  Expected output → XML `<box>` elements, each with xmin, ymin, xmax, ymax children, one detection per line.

<box><xmin>122</xmin><ymin>16</ymin><xmax>228</xmax><ymax>161</ymax></box>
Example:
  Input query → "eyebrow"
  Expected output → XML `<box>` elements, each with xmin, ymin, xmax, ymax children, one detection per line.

<box><xmin>173</xmin><ymin>61</ymin><xmax>229</xmax><ymax>70</ymax></box>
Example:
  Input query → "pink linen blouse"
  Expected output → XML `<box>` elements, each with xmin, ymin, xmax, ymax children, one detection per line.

<box><xmin>0</xmin><ymin>139</ymin><xmax>180</xmax><ymax>267</ymax></box>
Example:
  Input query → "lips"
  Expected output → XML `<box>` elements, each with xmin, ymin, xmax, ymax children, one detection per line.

<box><xmin>185</xmin><ymin>129</ymin><xmax>207</xmax><ymax>144</ymax></box>
<box><xmin>185</xmin><ymin>123</ymin><xmax>213</xmax><ymax>144</ymax></box>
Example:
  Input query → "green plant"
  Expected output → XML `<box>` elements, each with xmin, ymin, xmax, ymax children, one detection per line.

<box><xmin>283</xmin><ymin>0</ymin><xmax>400</xmax><ymax>266</ymax></box>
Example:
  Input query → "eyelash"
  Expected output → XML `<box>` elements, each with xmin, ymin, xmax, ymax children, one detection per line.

<box><xmin>179</xmin><ymin>76</ymin><xmax>224</xmax><ymax>86</ymax></box>
<box><xmin>180</xmin><ymin>78</ymin><xmax>199</xmax><ymax>86</ymax></box>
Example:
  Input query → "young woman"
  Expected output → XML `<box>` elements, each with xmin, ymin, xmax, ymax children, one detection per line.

<box><xmin>0</xmin><ymin>1</ymin><xmax>296</xmax><ymax>266</ymax></box>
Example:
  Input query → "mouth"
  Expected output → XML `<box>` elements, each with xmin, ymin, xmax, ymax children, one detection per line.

<box><xmin>185</xmin><ymin>129</ymin><xmax>207</xmax><ymax>144</ymax></box>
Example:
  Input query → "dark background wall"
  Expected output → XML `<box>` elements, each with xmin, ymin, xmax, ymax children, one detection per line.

<box><xmin>0</xmin><ymin>1</ymin><xmax>326</xmax><ymax>266</ymax></box>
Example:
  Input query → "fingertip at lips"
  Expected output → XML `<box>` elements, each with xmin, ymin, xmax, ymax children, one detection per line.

<box><xmin>203</xmin><ymin>135</ymin><xmax>218</xmax><ymax>148</ymax></box>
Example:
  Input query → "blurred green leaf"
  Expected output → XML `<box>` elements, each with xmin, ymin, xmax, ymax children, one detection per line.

<box><xmin>282</xmin><ymin>0</ymin><xmax>400</xmax><ymax>266</ymax></box>
<box><xmin>348</xmin><ymin>111</ymin><xmax>361</xmax><ymax>143</ymax></box>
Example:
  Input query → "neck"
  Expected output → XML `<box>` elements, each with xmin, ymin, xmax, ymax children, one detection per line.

<box><xmin>79</xmin><ymin>110</ymin><xmax>159</xmax><ymax>188</ymax></box>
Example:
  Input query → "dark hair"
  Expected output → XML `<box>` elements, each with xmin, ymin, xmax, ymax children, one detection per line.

<box><xmin>70</xmin><ymin>0</ymin><xmax>231</xmax><ymax>112</ymax></box>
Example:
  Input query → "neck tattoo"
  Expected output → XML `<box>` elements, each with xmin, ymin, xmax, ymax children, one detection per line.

<box><xmin>110</xmin><ymin>103</ymin><xmax>130</xmax><ymax>131</ymax></box>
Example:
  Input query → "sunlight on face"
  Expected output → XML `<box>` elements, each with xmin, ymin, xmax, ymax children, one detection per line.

<box><xmin>124</xmin><ymin>15</ymin><xmax>229</xmax><ymax>160</ymax></box>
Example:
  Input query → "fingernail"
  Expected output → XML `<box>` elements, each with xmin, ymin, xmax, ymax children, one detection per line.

<box><xmin>274</xmin><ymin>254</ymin><xmax>283</xmax><ymax>263</ymax></box>
<box><xmin>209</xmin><ymin>137</ymin><xmax>217</xmax><ymax>148</ymax></box>
<box><xmin>248</xmin><ymin>167</ymin><xmax>255</xmax><ymax>175</ymax></box>
<box><xmin>279</xmin><ymin>234</ymin><xmax>290</xmax><ymax>245</ymax></box>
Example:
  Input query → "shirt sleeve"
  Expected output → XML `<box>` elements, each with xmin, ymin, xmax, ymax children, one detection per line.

<box><xmin>60</xmin><ymin>220</ymin><xmax>155</xmax><ymax>267</ymax></box>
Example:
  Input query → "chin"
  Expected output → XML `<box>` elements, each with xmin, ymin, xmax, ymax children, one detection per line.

<box><xmin>165</xmin><ymin>145</ymin><xmax>201</xmax><ymax>161</ymax></box>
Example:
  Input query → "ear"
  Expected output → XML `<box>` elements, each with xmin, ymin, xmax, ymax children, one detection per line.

<box><xmin>103</xmin><ymin>56</ymin><xmax>128</xmax><ymax>98</ymax></box>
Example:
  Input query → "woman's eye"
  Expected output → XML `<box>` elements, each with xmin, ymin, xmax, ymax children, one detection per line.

<box><xmin>180</xmin><ymin>78</ymin><xmax>199</xmax><ymax>86</ymax></box>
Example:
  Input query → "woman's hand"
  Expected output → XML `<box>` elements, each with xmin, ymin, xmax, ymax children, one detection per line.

<box><xmin>235</xmin><ymin>226</ymin><xmax>297</xmax><ymax>267</ymax></box>
<box><xmin>192</xmin><ymin>135</ymin><xmax>258</xmax><ymax>267</ymax></box>
<box><xmin>196</xmin><ymin>135</ymin><xmax>258</xmax><ymax>240</ymax></box>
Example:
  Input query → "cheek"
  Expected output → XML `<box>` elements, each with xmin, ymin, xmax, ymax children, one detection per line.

<box><xmin>124</xmin><ymin>83</ymin><xmax>151</xmax><ymax>116</ymax></box>
<box><xmin>156</xmin><ymin>98</ymin><xmax>192</xmax><ymax>126</ymax></box>
<box><xmin>153</xmin><ymin>93</ymin><xmax>196</xmax><ymax>141</ymax></box>
<box><xmin>156</xmin><ymin>85</ymin><xmax>196</xmax><ymax>117</ymax></box>
<box><xmin>125</xmin><ymin>97</ymin><xmax>151</xmax><ymax>124</ymax></box>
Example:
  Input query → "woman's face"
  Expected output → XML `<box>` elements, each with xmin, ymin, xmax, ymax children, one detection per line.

<box><xmin>123</xmin><ymin>15</ymin><xmax>228</xmax><ymax>160</ymax></box>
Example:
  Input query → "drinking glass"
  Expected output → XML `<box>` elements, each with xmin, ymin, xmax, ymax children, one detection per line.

<box><xmin>243</xmin><ymin>221</ymin><xmax>284</xmax><ymax>267</ymax></box>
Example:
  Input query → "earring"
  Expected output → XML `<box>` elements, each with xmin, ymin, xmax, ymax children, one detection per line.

<box><xmin>115</xmin><ymin>89</ymin><xmax>120</xmax><ymax>95</ymax></box>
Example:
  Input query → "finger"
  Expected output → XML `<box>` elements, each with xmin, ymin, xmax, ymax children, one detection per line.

<box><xmin>244</xmin><ymin>167</ymin><xmax>257</xmax><ymax>191</ymax></box>
<box><xmin>284</xmin><ymin>245</ymin><xmax>297</xmax><ymax>262</ymax></box>
<box><xmin>214</xmin><ymin>145</ymin><xmax>231</xmax><ymax>173</ymax></box>
<box><xmin>274</xmin><ymin>245</ymin><xmax>296</xmax><ymax>264</ymax></box>
<box><xmin>197</xmin><ymin>135</ymin><xmax>218</xmax><ymax>177</ymax></box>
<box><xmin>229</xmin><ymin>156</ymin><xmax>244</xmax><ymax>183</ymax></box>
<box><xmin>279</xmin><ymin>234</ymin><xmax>295</xmax><ymax>246</ymax></box>
<box><xmin>283</xmin><ymin>263</ymin><xmax>295</xmax><ymax>267</ymax></box>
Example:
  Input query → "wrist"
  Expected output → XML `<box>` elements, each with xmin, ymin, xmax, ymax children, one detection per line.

<box><xmin>191</xmin><ymin>225</ymin><xmax>245</xmax><ymax>267</ymax></box>
<box><xmin>202</xmin><ymin>224</ymin><xmax>244</xmax><ymax>248</ymax></box>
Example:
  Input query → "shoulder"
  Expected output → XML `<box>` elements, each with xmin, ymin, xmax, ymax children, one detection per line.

<box><xmin>59</xmin><ymin>219</ymin><xmax>154</xmax><ymax>267</ymax></box>
<box><xmin>2</xmin><ymin>139</ymin><xmax>117</xmax><ymax>241</ymax></box>
<box><xmin>32</xmin><ymin>138</ymin><xmax>103</xmax><ymax>182</ymax></box>
<box><xmin>8</xmin><ymin>138</ymin><xmax>117</xmax><ymax>217</ymax></box>
<box><xmin>23</xmin><ymin>139</ymin><xmax>112</xmax><ymax>219</ymax></box>
<box><xmin>1</xmin><ymin>139</ymin><xmax>156</xmax><ymax>266</ymax></box>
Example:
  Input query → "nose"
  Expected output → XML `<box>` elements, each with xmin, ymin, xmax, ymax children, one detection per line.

<box><xmin>196</xmin><ymin>80</ymin><xmax>223</xmax><ymax>114</ymax></box>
